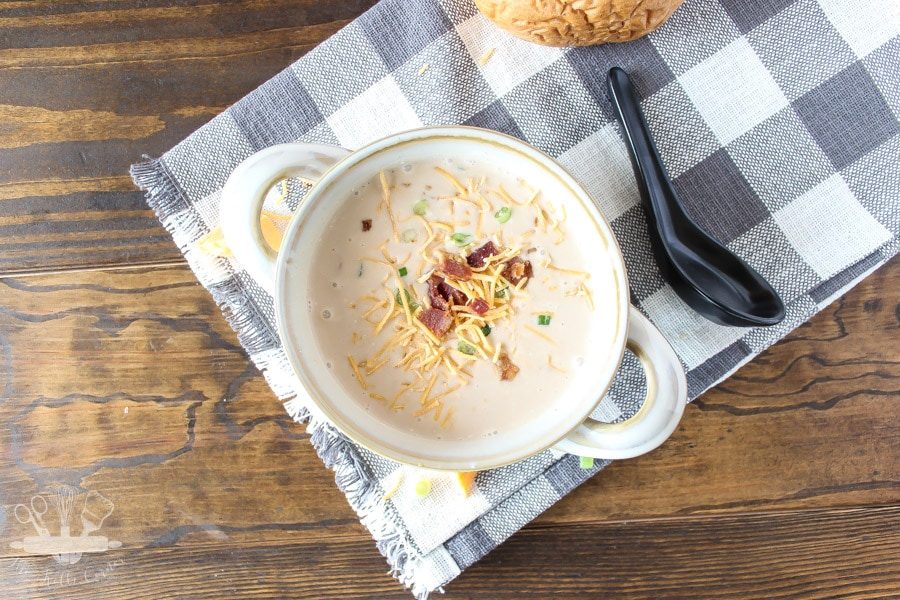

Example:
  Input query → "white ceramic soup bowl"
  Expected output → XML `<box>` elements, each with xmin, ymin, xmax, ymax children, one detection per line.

<box><xmin>220</xmin><ymin>126</ymin><xmax>686</xmax><ymax>471</ymax></box>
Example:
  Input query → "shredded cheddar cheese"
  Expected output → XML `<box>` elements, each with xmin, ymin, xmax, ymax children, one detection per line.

<box><xmin>430</xmin><ymin>220</ymin><xmax>454</xmax><ymax>232</ymax></box>
<box><xmin>440</xmin><ymin>406</ymin><xmax>455</xmax><ymax>429</ymax></box>
<box><xmin>379</xmin><ymin>171</ymin><xmax>400</xmax><ymax>242</ymax></box>
<box><xmin>375</xmin><ymin>289</ymin><xmax>396</xmax><ymax>334</ymax></box>
<box><xmin>547</xmin><ymin>263</ymin><xmax>590</xmax><ymax>278</ymax></box>
<box><xmin>435</xmin><ymin>167</ymin><xmax>467</xmax><ymax>196</ymax></box>
<box><xmin>580</xmin><ymin>282</ymin><xmax>595</xmax><ymax>309</ymax></box>
<box><xmin>414</xmin><ymin>318</ymin><xmax>442</xmax><ymax>346</ymax></box>
<box><xmin>524</xmin><ymin>324</ymin><xmax>556</xmax><ymax>345</ymax></box>
<box><xmin>419</xmin><ymin>372</ymin><xmax>439</xmax><ymax>405</ymax></box>
<box><xmin>425</xmin><ymin>383</ymin><xmax>461</xmax><ymax>407</ymax></box>
<box><xmin>348</xmin><ymin>354</ymin><xmax>367</xmax><ymax>389</ymax></box>
<box><xmin>362</xmin><ymin>300</ymin><xmax>387</xmax><ymax>319</ymax></box>
<box><xmin>547</xmin><ymin>355</ymin><xmax>567</xmax><ymax>373</ymax></box>
<box><xmin>365</xmin><ymin>356</ymin><xmax>390</xmax><ymax>375</ymax></box>
<box><xmin>417</xmin><ymin>268</ymin><xmax>435</xmax><ymax>284</ymax></box>
<box><xmin>396</xmin><ymin>276</ymin><xmax>413</xmax><ymax>326</ymax></box>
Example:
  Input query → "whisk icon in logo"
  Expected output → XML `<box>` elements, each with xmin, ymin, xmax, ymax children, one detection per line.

<box><xmin>9</xmin><ymin>485</ymin><xmax>122</xmax><ymax>565</ymax></box>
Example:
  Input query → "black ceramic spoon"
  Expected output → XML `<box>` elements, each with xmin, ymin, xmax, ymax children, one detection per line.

<box><xmin>606</xmin><ymin>67</ymin><xmax>785</xmax><ymax>327</ymax></box>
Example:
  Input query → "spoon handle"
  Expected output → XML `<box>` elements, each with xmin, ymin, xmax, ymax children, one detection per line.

<box><xmin>605</xmin><ymin>67</ymin><xmax>679</xmax><ymax>226</ymax></box>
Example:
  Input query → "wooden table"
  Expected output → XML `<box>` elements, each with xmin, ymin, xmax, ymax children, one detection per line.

<box><xmin>1</xmin><ymin>2</ymin><xmax>897</xmax><ymax>598</ymax></box>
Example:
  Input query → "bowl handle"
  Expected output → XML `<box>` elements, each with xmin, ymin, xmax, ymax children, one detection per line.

<box><xmin>220</xmin><ymin>143</ymin><xmax>350</xmax><ymax>294</ymax></box>
<box><xmin>553</xmin><ymin>306</ymin><xmax>687</xmax><ymax>460</ymax></box>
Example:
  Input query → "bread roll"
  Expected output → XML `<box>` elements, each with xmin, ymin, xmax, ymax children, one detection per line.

<box><xmin>474</xmin><ymin>0</ymin><xmax>683</xmax><ymax>47</ymax></box>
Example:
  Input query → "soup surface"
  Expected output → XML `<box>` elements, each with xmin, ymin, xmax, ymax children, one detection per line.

<box><xmin>304</xmin><ymin>151</ymin><xmax>619</xmax><ymax>442</ymax></box>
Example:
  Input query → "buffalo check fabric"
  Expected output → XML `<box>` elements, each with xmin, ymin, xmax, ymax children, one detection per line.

<box><xmin>131</xmin><ymin>0</ymin><xmax>900</xmax><ymax>596</ymax></box>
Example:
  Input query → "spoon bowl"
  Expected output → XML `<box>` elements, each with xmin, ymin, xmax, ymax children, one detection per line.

<box><xmin>606</xmin><ymin>67</ymin><xmax>785</xmax><ymax>327</ymax></box>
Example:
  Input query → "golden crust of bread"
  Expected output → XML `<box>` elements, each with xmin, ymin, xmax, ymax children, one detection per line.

<box><xmin>474</xmin><ymin>0</ymin><xmax>684</xmax><ymax>47</ymax></box>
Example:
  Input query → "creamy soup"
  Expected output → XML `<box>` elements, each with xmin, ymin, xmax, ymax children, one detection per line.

<box><xmin>303</xmin><ymin>149</ymin><xmax>619</xmax><ymax>442</ymax></box>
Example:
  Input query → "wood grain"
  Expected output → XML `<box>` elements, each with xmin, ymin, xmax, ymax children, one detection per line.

<box><xmin>0</xmin><ymin>0</ymin><xmax>377</xmax><ymax>274</ymax></box>
<box><xmin>2</xmin><ymin>507</ymin><xmax>898</xmax><ymax>599</ymax></box>
<box><xmin>0</xmin><ymin>258</ymin><xmax>896</xmax><ymax>598</ymax></box>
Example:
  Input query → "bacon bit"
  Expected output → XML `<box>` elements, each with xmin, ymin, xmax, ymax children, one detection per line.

<box><xmin>426</xmin><ymin>274</ymin><xmax>467</xmax><ymax>310</ymax></box>
<box><xmin>437</xmin><ymin>254</ymin><xmax>472</xmax><ymax>281</ymax></box>
<box><xmin>361</xmin><ymin>219</ymin><xmax>372</xmax><ymax>232</ymax></box>
<box><xmin>496</xmin><ymin>351</ymin><xmax>519</xmax><ymax>381</ymax></box>
<box><xmin>418</xmin><ymin>307</ymin><xmax>453</xmax><ymax>339</ymax></box>
<box><xmin>466</xmin><ymin>241</ymin><xmax>499</xmax><ymax>268</ymax></box>
<box><xmin>441</xmin><ymin>279</ymin><xmax>468</xmax><ymax>305</ymax></box>
<box><xmin>502</xmin><ymin>257</ymin><xmax>533</xmax><ymax>287</ymax></box>
<box><xmin>414</xmin><ymin>318</ymin><xmax>443</xmax><ymax>346</ymax></box>
<box><xmin>470</xmin><ymin>298</ymin><xmax>489</xmax><ymax>315</ymax></box>
<box><xmin>426</xmin><ymin>274</ymin><xmax>449</xmax><ymax>310</ymax></box>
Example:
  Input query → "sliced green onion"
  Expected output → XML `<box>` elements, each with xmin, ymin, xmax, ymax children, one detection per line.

<box><xmin>457</xmin><ymin>341</ymin><xmax>476</xmax><ymax>355</ymax></box>
<box><xmin>494</xmin><ymin>206</ymin><xmax>512</xmax><ymax>223</ymax></box>
<box><xmin>415</xmin><ymin>478</ymin><xmax>432</xmax><ymax>497</ymax></box>
<box><xmin>395</xmin><ymin>288</ymin><xmax>419</xmax><ymax>311</ymax></box>
<box><xmin>413</xmin><ymin>199</ymin><xmax>428</xmax><ymax>216</ymax></box>
<box><xmin>451</xmin><ymin>232</ymin><xmax>472</xmax><ymax>247</ymax></box>
<box><xmin>495</xmin><ymin>287</ymin><xmax>507</xmax><ymax>298</ymax></box>
<box><xmin>480</xmin><ymin>325</ymin><xmax>491</xmax><ymax>337</ymax></box>
<box><xmin>398</xmin><ymin>266</ymin><xmax>408</xmax><ymax>277</ymax></box>
<box><xmin>401</xmin><ymin>228</ymin><xmax>418</xmax><ymax>243</ymax></box>
<box><xmin>537</xmin><ymin>314</ymin><xmax>552</xmax><ymax>326</ymax></box>
<box><xmin>579</xmin><ymin>456</ymin><xmax>594</xmax><ymax>469</ymax></box>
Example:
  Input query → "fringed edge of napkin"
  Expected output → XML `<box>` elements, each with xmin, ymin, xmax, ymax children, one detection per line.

<box><xmin>131</xmin><ymin>157</ymin><xmax>440</xmax><ymax>600</ymax></box>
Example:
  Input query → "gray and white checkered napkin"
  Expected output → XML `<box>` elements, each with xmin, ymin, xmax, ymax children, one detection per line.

<box><xmin>131</xmin><ymin>0</ymin><xmax>899</xmax><ymax>596</ymax></box>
